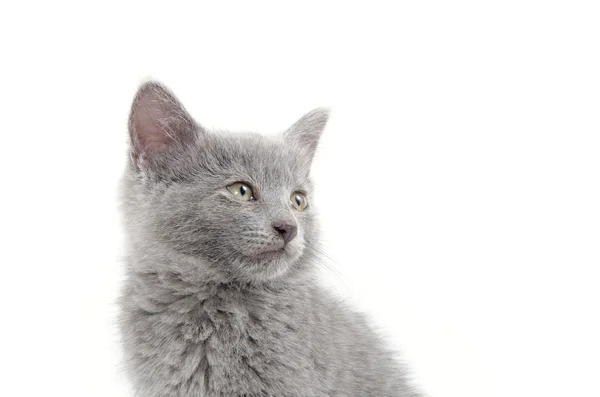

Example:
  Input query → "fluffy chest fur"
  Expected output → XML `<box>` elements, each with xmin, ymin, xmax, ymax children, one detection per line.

<box><xmin>121</xmin><ymin>275</ymin><xmax>330</xmax><ymax>397</ymax></box>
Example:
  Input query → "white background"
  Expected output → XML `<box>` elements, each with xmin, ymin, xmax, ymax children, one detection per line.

<box><xmin>1</xmin><ymin>1</ymin><xmax>599</xmax><ymax>397</ymax></box>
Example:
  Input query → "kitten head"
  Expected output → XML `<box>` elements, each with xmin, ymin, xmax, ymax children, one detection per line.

<box><xmin>123</xmin><ymin>82</ymin><xmax>328</xmax><ymax>284</ymax></box>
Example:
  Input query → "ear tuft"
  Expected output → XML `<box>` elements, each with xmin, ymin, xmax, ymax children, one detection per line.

<box><xmin>284</xmin><ymin>107</ymin><xmax>330</xmax><ymax>168</ymax></box>
<box><xmin>128</xmin><ymin>81</ymin><xmax>197</xmax><ymax>168</ymax></box>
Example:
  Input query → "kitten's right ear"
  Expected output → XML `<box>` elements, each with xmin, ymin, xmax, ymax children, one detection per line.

<box><xmin>128</xmin><ymin>81</ymin><xmax>198</xmax><ymax>170</ymax></box>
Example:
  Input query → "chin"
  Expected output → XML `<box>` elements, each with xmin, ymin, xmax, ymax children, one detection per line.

<box><xmin>236</xmin><ymin>247</ymin><xmax>302</xmax><ymax>283</ymax></box>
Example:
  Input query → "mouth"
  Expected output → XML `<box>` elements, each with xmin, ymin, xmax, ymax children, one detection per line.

<box><xmin>251</xmin><ymin>241</ymin><xmax>299</xmax><ymax>262</ymax></box>
<box><xmin>239</xmin><ymin>240</ymin><xmax>300</xmax><ymax>264</ymax></box>
<box><xmin>259</xmin><ymin>245</ymin><xmax>287</xmax><ymax>256</ymax></box>
<box><xmin>252</xmin><ymin>238</ymin><xmax>284</xmax><ymax>253</ymax></box>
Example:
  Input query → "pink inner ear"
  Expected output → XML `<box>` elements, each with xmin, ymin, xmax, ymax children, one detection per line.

<box><xmin>134</xmin><ymin>106</ymin><xmax>170</xmax><ymax>155</ymax></box>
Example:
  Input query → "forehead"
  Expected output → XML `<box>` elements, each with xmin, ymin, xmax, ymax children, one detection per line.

<box><xmin>199</xmin><ymin>131</ymin><xmax>310</xmax><ymax>189</ymax></box>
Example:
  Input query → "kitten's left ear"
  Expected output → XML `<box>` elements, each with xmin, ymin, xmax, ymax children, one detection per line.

<box><xmin>284</xmin><ymin>108</ymin><xmax>329</xmax><ymax>168</ymax></box>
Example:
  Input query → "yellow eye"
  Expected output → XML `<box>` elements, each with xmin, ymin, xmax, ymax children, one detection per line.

<box><xmin>227</xmin><ymin>182</ymin><xmax>254</xmax><ymax>201</ymax></box>
<box><xmin>290</xmin><ymin>192</ymin><xmax>308</xmax><ymax>211</ymax></box>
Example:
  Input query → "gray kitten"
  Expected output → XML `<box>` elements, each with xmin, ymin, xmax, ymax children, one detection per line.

<box><xmin>119</xmin><ymin>81</ymin><xmax>420</xmax><ymax>397</ymax></box>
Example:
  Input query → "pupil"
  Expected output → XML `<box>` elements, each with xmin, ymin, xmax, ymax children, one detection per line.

<box><xmin>296</xmin><ymin>196</ymin><xmax>301</xmax><ymax>205</ymax></box>
<box><xmin>240</xmin><ymin>185</ymin><xmax>247</xmax><ymax>196</ymax></box>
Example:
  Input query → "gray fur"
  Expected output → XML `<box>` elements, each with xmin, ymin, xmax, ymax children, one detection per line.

<box><xmin>119</xmin><ymin>81</ymin><xmax>420</xmax><ymax>396</ymax></box>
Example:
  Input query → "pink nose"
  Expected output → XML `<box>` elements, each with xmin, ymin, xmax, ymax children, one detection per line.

<box><xmin>272</xmin><ymin>222</ymin><xmax>298</xmax><ymax>244</ymax></box>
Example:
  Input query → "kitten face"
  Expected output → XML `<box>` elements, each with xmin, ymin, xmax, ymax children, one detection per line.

<box><xmin>124</xmin><ymin>82</ymin><xmax>328</xmax><ymax>283</ymax></box>
<box><xmin>150</xmin><ymin>133</ymin><xmax>316</xmax><ymax>282</ymax></box>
